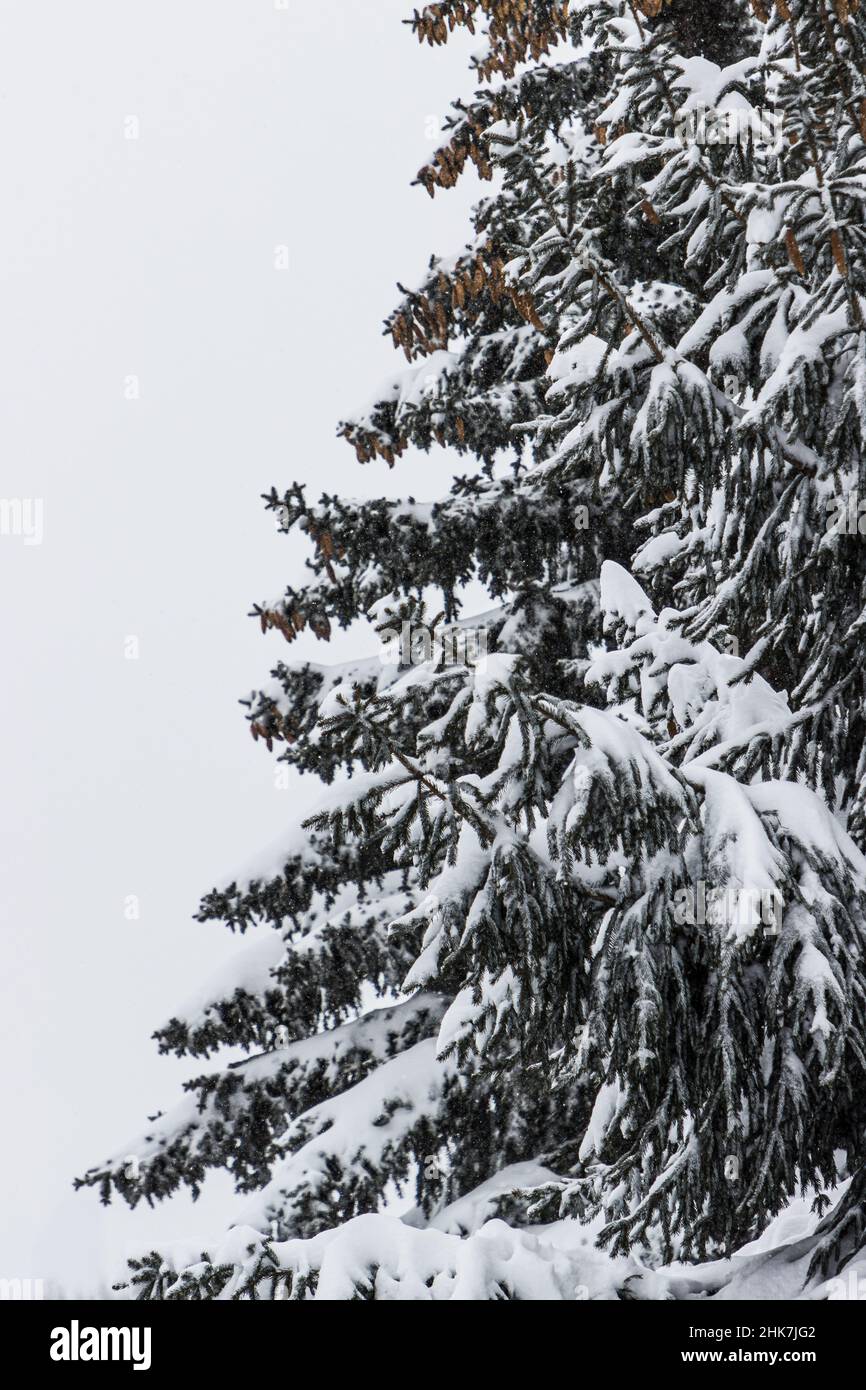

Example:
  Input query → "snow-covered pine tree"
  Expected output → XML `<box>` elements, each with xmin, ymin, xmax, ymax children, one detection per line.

<box><xmin>75</xmin><ymin>0</ymin><xmax>607</xmax><ymax>1299</ymax></box>
<box><xmin>517</xmin><ymin>0</ymin><xmax>866</xmax><ymax>1275</ymax></box>
<box><xmin>77</xmin><ymin>1</ymin><xmax>866</xmax><ymax>1298</ymax></box>
<box><xmin>529</xmin><ymin>0</ymin><xmax>866</xmax><ymax>833</ymax></box>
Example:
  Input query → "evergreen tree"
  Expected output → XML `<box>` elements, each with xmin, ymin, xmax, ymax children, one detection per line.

<box><xmin>78</xmin><ymin>1</ymin><xmax>866</xmax><ymax>1299</ymax></box>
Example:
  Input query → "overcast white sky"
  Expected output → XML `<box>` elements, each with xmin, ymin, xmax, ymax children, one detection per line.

<box><xmin>0</xmin><ymin>0</ymin><xmax>480</xmax><ymax>1295</ymax></box>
